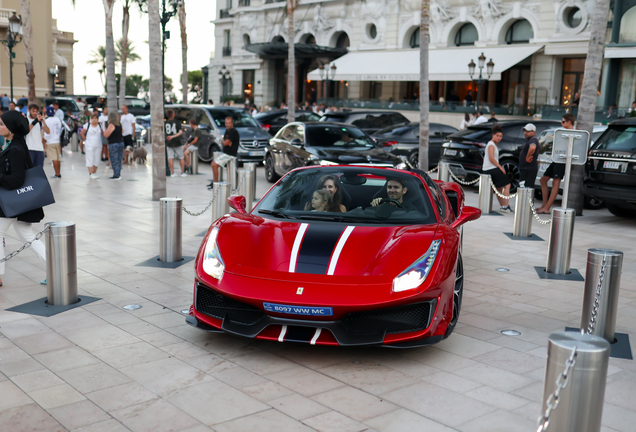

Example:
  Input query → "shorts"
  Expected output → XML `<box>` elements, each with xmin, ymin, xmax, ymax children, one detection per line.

<box><xmin>519</xmin><ymin>168</ymin><xmax>538</xmax><ymax>189</ymax></box>
<box><xmin>46</xmin><ymin>143</ymin><xmax>61</xmax><ymax>161</ymax></box>
<box><xmin>484</xmin><ymin>167</ymin><xmax>510</xmax><ymax>188</ymax></box>
<box><xmin>123</xmin><ymin>135</ymin><xmax>134</xmax><ymax>148</ymax></box>
<box><xmin>85</xmin><ymin>144</ymin><xmax>102</xmax><ymax>167</ymax></box>
<box><xmin>167</xmin><ymin>145</ymin><xmax>185</xmax><ymax>160</ymax></box>
<box><xmin>101</xmin><ymin>135</ymin><xmax>108</xmax><ymax>145</ymax></box>
<box><xmin>213</xmin><ymin>152</ymin><xmax>236</xmax><ymax>167</ymax></box>
<box><xmin>29</xmin><ymin>150</ymin><xmax>45</xmax><ymax>167</ymax></box>
<box><xmin>543</xmin><ymin>163</ymin><xmax>565</xmax><ymax>180</ymax></box>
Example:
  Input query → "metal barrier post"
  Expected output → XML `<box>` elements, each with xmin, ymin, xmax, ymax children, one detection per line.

<box><xmin>136</xmin><ymin>138</ymin><xmax>145</xmax><ymax>148</ymax></box>
<box><xmin>512</xmin><ymin>187</ymin><xmax>533</xmax><ymax>237</ymax></box>
<box><xmin>580</xmin><ymin>249</ymin><xmax>623</xmax><ymax>343</ymax></box>
<box><xmin>226</xmin><ymin>158</ymin><xmax>237</xmax><ymax>191</ymax></box>
<box><xmin>244</xmin><ymin>162</ymin><xmax>258</xmax><ymax>200</ymax></box>
<box><xmin>190</xmin><ymin>148</ymin><xmax>199</xmax><ymax>174</ymax></box>
<box><xmin>45</xmin><ymin>222</ymin><xmax>78</xmax><ymax>306</ymax></box>
<box><xmin>237</xmin><ymin>168</ymin><xmax>255</xmax><ymax>212</ymax></box>
<box><xmin>159</xmin><ymin>198</ymin><xmax>182</xmax><ymax>262</ymax></box>
<box><xmin>438</xmin><ymin>161</ymin><xmax>450</xmax><ymax>182</ymax></box>
<box><xmin>478</xmin><ymin>174</ymin><xmax>493</xmax><ymax>214</ymax></box>
<box><xmin>212</xmin><ymin>182</ymin><xmax>231</xmax><ymax>222</ymax></box>
<box><xmin>539</xmin><ymin>331</ymin><xmax>610</xmax><ymax>432</ymax></box>
<box><xmin>546</xmin><ymin>208</ymin><xmax>575</xmax><ymax>274</ymax></box>
<box><xmin>71</xmin><ymin>134</ymin><xmax>79</xmax><ymax>152</ymax></box>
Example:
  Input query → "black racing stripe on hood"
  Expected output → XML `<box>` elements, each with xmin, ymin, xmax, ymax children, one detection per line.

<box><xmin>295</xmin><ymin>224</ymin><xmax>345</xmax><ymax>274</ymax></box>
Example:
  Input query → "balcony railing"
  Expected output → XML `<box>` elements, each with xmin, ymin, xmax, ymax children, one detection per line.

<box><xmin>264</xmin><ymin>0</ymin><xmax>285</xmax><ymax>3</ymax></box>
<box><xmin>238</xmin><ymin>0</ymin><xmax>250</xmax><ymax>6</ymax></box>
<box><xmin>222</xmin><ymin>46</ymin><xmax>232</xmax><ymax>57</ymax></box>
<box><xmin>219</xmin><ymin>8</ymin><xmax>232</xmax><ymax>18</ymax></box>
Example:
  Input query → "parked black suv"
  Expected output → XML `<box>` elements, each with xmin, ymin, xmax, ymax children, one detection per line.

<box><xmin>440</xmin><ymin>120</ymin><xmax>560</xmax><ymax>192</ymax></box>
<box><xmin>254</xmin><ymin>110</ymin><xmax>322</xmax><ymax>136</ymax></box>
<box><xmin>320</xmin><ymin>111</ymin><xmax>410</xmax><ymax>135</ymax></box>
<box><xmin>583</xmin><ymin>118</ymin><xmax>636</xmax><ymax>217</ymax></box>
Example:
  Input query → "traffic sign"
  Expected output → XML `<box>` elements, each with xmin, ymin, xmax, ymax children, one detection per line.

<box><xmin>552</xmin><ymin>128</ymin><xmax>590</xmax><ymax>165</ymax></box>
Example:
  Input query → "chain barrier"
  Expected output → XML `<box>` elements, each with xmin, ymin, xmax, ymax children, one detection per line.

<box><xmin>536</xmin><ymin>346</ymin><xmax>578</xmax><ymax>432</ymax></box>
<box><xmin>426</xmin><ymin>166</ymin><xmax>438</xmax><ymax>175</ymax></box>
<box><xmin>182</xmin><ymin>186</ymin><xmax>220</xmax><ymax>217</ymax></box>
<box><xmin>232</xmin><ymin>171</ymin><xmax>246</xmax><ymax>195</ymax></box>
<box><xmin>585</xmin><ymin>254</ymin><xmax>608</xmax><ymax>335</ymax></box>
<box><xmin>0</xmin><ymin>226</ymin><xmax>49</xmax><ymax>264</ymax></box>
<box><xmin>448</xmin><ymin>169</ymin><xmax>480</xmax><ymax>186</ymax></box>
<box><xmin>527</xmin><ymin>194</ymin><xmax>552</xmax><ymax>225</ymax></box>
<box><xmin>489</xmin><ymin>177</ymin><xmax>517</xmax><ymax>199</ymax></box>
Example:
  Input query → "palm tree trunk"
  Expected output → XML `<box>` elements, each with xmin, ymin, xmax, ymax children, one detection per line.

<box><xmin>103</xmin><ymin>0</ymin><xmax>117</xmax><ymax>113</ymax></box>
<box><xmin>572</xmin><ymin>0</ymin><xmax>611</xmax><ymax>215</ymax></box>
<box><xmin>20</xmin><ymin>0</ymin><xmax>36</xmax><ymax>104</ymax></box>
<box><xmin>149</xmin><ymin>0</ymin><xmax>166</xmax><ymax>200</ymax></box>
<box><xmin>179</xmin><ymin>1</ymin><xmax>188</xmax><ymax>104</ymax></box>
<box><xmin>119</xmin><ymin>0</ymin><xmax>131</xmax><ymax>109</ymax></box>
<box><xmin>418</xmin><ymin>0</ymin><xmax>430</xmax><ymax>171</ymax></box>
<box><xmin>287</xmin><ymin>0</ymin><xmax>295</xmax><ymax>122</ymax></box>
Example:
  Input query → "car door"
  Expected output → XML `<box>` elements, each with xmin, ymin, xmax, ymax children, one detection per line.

<box><xmin>194</xmin><ymin>109</ymin><xmax>214</xmax><ymax>156</ymax></box>
<box><xmin>287</xmin><ymin>124</ymin><xmax>311</xmax><ymax>171</ymax></box>
<box><xmin>270</xmin><ymin>125</ymin><xmax>296</xmax><ymax>173</ymax></box>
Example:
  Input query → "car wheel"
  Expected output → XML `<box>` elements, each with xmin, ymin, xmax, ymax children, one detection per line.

<box><xmin>607</xmin><ymin>204</ymin><xmax>635</xmax><ymax>218</ymax></box>
<box><xmin>583</xmin><ymin>195</ymin><xmax>605</xmax><ymax>210</ymax></box>
<box><xmin>501</xmin><ymin>159</ymin><xmax>520</xmax><ymax>194</ymax></box>
<box><xmin>444</xmin><ymin>254</ymin><xmax>463</xmax><ymax>339</ymax></box>
<box><xmin>408</xmin><ymin>152</ymin><xmax>419</xmax><ymax>169</ymax></box>
<box><xmin>198</xmin><ymin>144</ymin><xmax>219</xmax><ymax>163</ymax></box>
<box><xmin>265</xmin><ymin>154</ymin><xmax>280</xmax><ymax>183</ymax></box>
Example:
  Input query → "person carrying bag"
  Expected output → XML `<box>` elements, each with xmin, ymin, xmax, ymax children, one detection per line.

<box><xmin>0</xmin><ymin>111</ymin><xmax>50</xmax><ymax>287</ymax></box>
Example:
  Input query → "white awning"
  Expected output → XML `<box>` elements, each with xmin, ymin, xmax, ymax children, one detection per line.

<box><xmin>605</xmin><ymin>46</ymin><xmax>636</xmax><ymax>58</ymax></box>
<box><xmin>307</xmin><ymin>45</ymin><xmax>543</xmax><ymax>82</ymax></box>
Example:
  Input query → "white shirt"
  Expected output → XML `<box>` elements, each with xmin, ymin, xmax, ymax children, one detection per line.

<box><xmin>98</xmin><ymin>114</ymin><xmax>108</xmax><ymax>130</ymax></box>
<box><xmin>473</xmin><ymin>115</ymin><xmax>488</xmax><ymax>125</ymax></box>
<box><xmin>44</xmin><ymin>117</ymin><xmax>63</xmax><ymax>144</ymax></box>
<box><xmin>459</xmin><ymin>119</ymin><xmax>470</xmax><ymax>130</ymax></box>
<box><xmin>54</xmin><ymin>109</ymin><xmax>65</xmax><ymax>121</ymax></box>
<box><xmin>25</xmin><ymin>114</ymin><xmax>44</xmax><ymax>152</ymax></box>
<box><xmin>483</xmin><ymin>141</ymin><xmax>499</xmax><ymax>171</ymax></box>
<box><xmin>120</xmin><ymin>113</ymin><xmax>135</xmax><ymax>136</ymax></box>
<box><xmin>83</xmin><ymin>122</ymin><xmax>102</xmax><ymax>147</ymax></box>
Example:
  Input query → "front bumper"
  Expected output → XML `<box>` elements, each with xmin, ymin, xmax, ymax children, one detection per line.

<box><xmin>237</xmin><ymin>148</ymin><xmax>266</xmax><ymax>163</ymax></box>
<box><xmin>583</xmin><ymin>181</ymin><xmax>636</xmax><ymax>209</ymax></box>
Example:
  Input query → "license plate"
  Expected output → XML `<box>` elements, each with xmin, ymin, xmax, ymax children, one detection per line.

<box><xmin>540</xmin><ymin>163</ymin><xmax>549</xmax><ymax>171</ymax></box>
<box><xmin>263</xmin><ymin>302</ymin><xmax>333</xmax><ymax>316</ymax></box>
<box><xmin>603</xmin><ymin>161</ymin><xmax>620</xmax><ymax>169</ymax></box>
<box><xmin>248</xmin><ymin>151</ymin><xmax>265</xmax><ymax>156</ymax></box>
<box><xmin>444</xmin><ymin>149</ymin><xmax>457</xmax><ymax>156</ymax></box>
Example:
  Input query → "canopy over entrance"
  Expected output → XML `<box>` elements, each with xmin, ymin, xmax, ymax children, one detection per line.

<box><xmin>245</xmin><ymin>42</ymin><xmax>347</xmax><ymax>59</ymax></box>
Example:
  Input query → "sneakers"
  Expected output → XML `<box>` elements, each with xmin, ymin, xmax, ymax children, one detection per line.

<box><xmin>90</xmin><ymin>173</ymin><xmax>100</xmax><ymax>179</ymax></box>
<box><xmin>170</xmin><ymin>173</ymin><xmax>177</xmax><ymax>178</ymax></box>
<box><xmin>40</xmin><ymin>279</ymin><xmax>47</xmax><ymax>285</ymax></box>
<box><xmin>207</xmin><ymin>182</ymin><xmax>214</xmax><ymax>190</ymax></box>
<box><xmin>500</xmin><ymin>205</ymin><xmax>514</xmax><ymax>213</ymax></box>
<box><xmin>109</xmin><ymin>176</ymin><xmax>121</xmax><ymax>180</ymax></box>
<box><xmin>181</xmin><ymin>173</ymin><xmax>188</xmax><ymax>177</ymax></box>
<box><xmin>52</xmin><ymin>174</ymin><xmax>62</xmax><ymax>179</ymax></box>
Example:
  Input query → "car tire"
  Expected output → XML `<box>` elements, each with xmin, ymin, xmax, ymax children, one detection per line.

<box><xmin>501</xmin><ymin>159</ymin><xmax>520</xmax><ymax>194</ymax></box>
<box><xmin>607</xmin><ymin>204</ymin><xmax>635</xmax><ymax>218</ymax></box>
<box><xmin>583</xmin><ymin>195</ymin><xmax>605</xmax><ymax>210</ymax></box>
<box><xmin>265</xmin><ymin>154</ymin><xmax>280</xmax><ymax>183</ymax></box>
<box><xmin>198</xmin><ymin>143</ymin><xmax>220</xmax><ymax>163</ymax></box>
<box><xmin>408</xmin><ymin>152</ymin><xmax>419</xmax><ymax>169</ymax></box>
<box><xmin>444</xmin><ymin>253</ymin><xmax>463</xmax><ymax>339</ymax></box>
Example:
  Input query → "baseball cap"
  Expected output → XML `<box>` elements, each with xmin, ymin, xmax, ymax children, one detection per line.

<box><xmin>46</xmin><ymin>106</ymin><xmax>55</xmax><ymax>116</ymax></box>
<box><xmin>522</xmin><ymin>123</ymin><xmax>536</xmax><ymax>132</ymax></box>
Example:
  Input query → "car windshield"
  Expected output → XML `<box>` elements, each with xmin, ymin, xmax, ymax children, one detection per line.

<box><xmin>254</xmin><ymin>167</ymin><xmax>437</xmax><ymax>225</ymax></box>
<box><xmin>593</xmin><ymin>126</ymin><xmax>636</xmax><ymax>153</ymax></box>
<box><xmin>306</xmin><ymin>125</ymin><xmax>375</xmax><ymax>147</ymax></box>
<box><xmin>206</xmin><ymin>109</ymin><xmax>259</xmax><ymax>128</ymax></box>
<box><xmin>448</xmin><ymin>126</ymin><xmax>490</xmax><ymax>142</ymax></box>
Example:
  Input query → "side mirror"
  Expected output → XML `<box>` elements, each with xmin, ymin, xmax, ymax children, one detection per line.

<box><xmin>290</xmin><ymin>138</ymin><xmax>303</xmax><ymax>148</ymax></box>
<box><xmin>451</xmin><ymin>206</ymin><xmax>481</xmax><ymax>229</ymax></box>
<box><xmin>228</xmin><ymin>196</ymin><xmax>247</xmax><ymax>214</ymax></box>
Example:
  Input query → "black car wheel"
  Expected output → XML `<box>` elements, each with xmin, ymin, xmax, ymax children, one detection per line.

<box><xmin>583</xmin><ymin>195</ymin><xmax>605</xmax><ymax>210</ymax></box>
<box><xmin>444</xmin><ymin>254</ymin><xmax>463</xmax><ymax>339</ymax></box>
<box><xmin>408</xmin><ymin>152</ymin><xmax>419</xmax><ymax>169</ymax></box>
<box><xmin>607</xmin><ymin>204</ymin><xmax>635</xmax><ymax>218</ymax></box>
<box><xmin>198</xmin><ymin>143</ymin><xmax>220</xmax><ymax>163</ymax></box>
<box><xmin>265</xmin><ymin>154</ymin><xmax>280</xmax><ymax>183</ymax></box>
<box><xmin>501</xmin><ymin>159</ymin><xmax>520</xmax><ymax>194</ymax></box>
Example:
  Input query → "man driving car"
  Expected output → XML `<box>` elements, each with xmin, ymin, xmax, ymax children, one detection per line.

<box><xmin>370</xmin><ymin>178</ymin><xmax>414</xmax><ymax>210</ymax></box>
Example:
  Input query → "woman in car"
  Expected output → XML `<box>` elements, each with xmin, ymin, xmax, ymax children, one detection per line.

<box><xmin>482</xmin><ymin>124</ymin><xmax>513</xmax><ymax>212</ymax></box>
<box><xmin>316</xmin><ymin>175</ymin><xmax>346</xmax><ymax>212</ymax></box>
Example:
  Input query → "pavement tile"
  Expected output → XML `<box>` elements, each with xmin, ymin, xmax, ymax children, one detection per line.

<box><xmin>319</xmin><ymin>360</ymin><xmax>414</xmax><ymax>395</ymax></box>
<box><xmin>465</xmin><ymin>385</ymin><xmax>532</xmax><ymax>410</ymax></box>
<box><xmin>137</xmin><ymin>330</ymin><xmax>185</xmax><ymax>347</ymax></box>
<box><xmin>229</xmin><ymin>351</ymin><xmax>299</xmax><ymax>376</ymax></box>
<box><xmin>33</xmin><ymin>347</ymin><xmax>101</xmax><ymax>373</ymax></box>
<box><xmin>212</xmin><ymin>365</ymin><xmax>269</xmax><ymax>388</ymax></box>
<box><xmin>86</xmin><ymin>381</ymin><xmax>159</xmax><ymax>413</ymax></box>
<box><xmin>303</xmin><ymin>411</ymin><xmax>369</xmax><ymax>432</ymax></box>
<box><xmin>454</xmin><ymin>363</ymin><xmax>535</xmax><ymax>392</ymax></box>
<box><xmin>160</xmin><ymin>341</ymin><xmax>210</xmax><ymax>360</ymax></box>
<box><xmin>47</xmin><ymin>399</ymin><xmax>111</xmax><ymax>430</ymax></box>
<box><xmin>92</xmin><ymin>341</ymin><xmax>170</xmax><ymax>369</ymax></box>
<box><xmin>0</xmin><ymin>318</ymin><xmax>53</xmax><ymax>339</ymax></box>
<box><xmin>0</xmin><ymin>404</ymin><xmax>66</xmax><ymax>432</ymax></box>
<box><xmin>71</xmin><ymin>418</ymin><xmax>132</xmax><ymax>432</ymax></box>
<box><xmin>0</xmin><ymin>345</ymin><xmax>32</xmax><ymax>365</ymax></box>
<box><xmin>12</xmin><ymin>332</ymin><xmax>75</xmax><ymax>355</ymax></box>
<box><xmin>401</xmin><ymin>347</ymin><xmax>478</xmax><ymax>372</ymax></box>
<box><xmin>364</xmin><ymin>408</ymin><xmax>456</xmax><ymax>432</ymax></box>
<box><xmin>265</xmin><ymin>366</ymin><xmax>344</xmax><ymax>397</ymax></box>
<box><xmin>182</xmin><ymin>353</ymin><xmax>237</xmax><ymax>374</ymax></box>
<box><xmin>11</xmin><ymin>369</ymin><xmax>65</xmax><ymax>393</ymax></box>
<box><xmin>241</xmin><ymin>381</ymin><xmax>294</xmax><ymax>402</ymax></box>
<box><xmin>0</xmin><ymin>357</ymin><xmax>45</xmax><ymax>377</ymax></box>
<box><xmin>28</xmin><ymin>383</ymin><xmax>86</xmax><ymax>410</ymax></box>
<box><xmin>140</xmin><ymin>312</ymin><xmax>188</xmax><ymax>329</ymax></box>
<box><xmin>421</xmin><ymin>370</ymin><xmax>483</xmax><ymax>393</ymax></box>
<box><xmin>213</xmin><ymin>408</ymin><xmax>315</xmax><ymax>432</ymax></box>
<box><xmin>63</xmin><ymin>325</ymin><xmax>142</xmax><ymax>352</ymax></box>
<box><xmin>111</xmin><ymin>398</ymin><xmax>200</xmax><ymax>432</ymax></box>
<box><xmin>311</xmin><ymin>386</ymin><xmax>398</xmax><ymax>422</ymax></box>
<box><xmin>471</xmin><ymin>347</ymin><xmax>547</xmax><ymax>375</ymax></box>
<box><xmin>0</xmin><ymin>380</ymin><xmax>34</xmax><ymax>410</ymax></box>
<box><xmin>434</xmin><ymin>333</ymin><xmax>502</xmax><ymax>358</ymax></box>
<box><xmin>268</xmin><ymin>393</ymin><xmax>330</xmax><ymax>420</ymax></box>
<box><xmin>456</xmin><ymin>409</ymin><xmax>535</xmax><ymax>432</ymax></box>
<box><xmin>57</xmin><ymin>362</ymin><xmax>132</xmax><ymax>393</ymax></box>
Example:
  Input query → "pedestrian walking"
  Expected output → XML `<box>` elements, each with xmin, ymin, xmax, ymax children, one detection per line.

<box><xmin>98</xmin><ymin>107</ymin><xmax>109</xmax><ymax>163</ymax></box>
<box><xmin>0</xmin><ymin>111</ymin><xmax>47</xmax><ymax>287</ymax></box>
<box><xmin>164</xmin><ymin>109</ymin><xmax>186</xmax><ymax>177</ymax></box>
<box><xmin>537</xmin><ymin>113</ymin><xmax>574</xmax><ymax>213</ymax></box>
<box><xmin>103</xmin><ymin>112</ymin><xmax>124</xmax><ymax>180</ymax></box>
<box><xmin>44</xmin><ymin>106</ymin><xmax>64</xmax><ymax>178</ymax></box>
<box><xmin>184</xmin><ymin>117</ymin><xmax>201</xmax><ymax>174</ymax></box>
<box><xmin>482</xmin><ymin>124</ymin><xmax>513</xmax><ymax>212</ymax></box>
<box><xmin>209</xmin><ymin>116</ymin><xmax>239</xmax><ymax>188</ymax></box>
<box><xmin>80</xmin><ymin>114</ymin><xmax>103</xmax><ymax>179</ymax></box>
<box><xmin>120</xmin><ymin>105</ymin><xmax>136</xmax><ymax>149</ymax></box>
<box><xmin>78</xmin><ymin>109</ymin><xmax>90</xmax><ymax>154</ymax></box>
<box><xmin>519</xmin><ymin>123</ymin><xmax>539</xmax><ymax>188</ymax></box>
<box><xmin>25</xmin><ymin>104</ymin><xmax>50</xmax><ymax>168</ymax></box>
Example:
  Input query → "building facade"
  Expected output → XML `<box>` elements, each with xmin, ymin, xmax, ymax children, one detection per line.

<box><xmin>207</xmin><ymin>0</ymin><xmax>635</xmax><ymax>114</ymax></box>
<box><xmin>0</xmin><ymin>0</ymin><xmax>75</xmax><ymax>99</ymax></box>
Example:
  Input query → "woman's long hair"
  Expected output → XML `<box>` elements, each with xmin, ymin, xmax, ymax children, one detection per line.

<box><xmin>304</xmin><ymin>190</ymin><xmax>332</xmax><ymax>211</ymax></box>
<box><xmin>316</xmin><ymin>174</ymin><xmax>344</xmax><ymax>212</ymax></box>
<box><xmin>108</xmin><ymin>112</ymin><xmax>120</xmax><ymax>126</ymax></box>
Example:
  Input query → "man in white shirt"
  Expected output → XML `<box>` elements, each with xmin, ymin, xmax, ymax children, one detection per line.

<box><xmin>53</xmin><ymin>101</ymin><xmax>65</xmax><ymax>121</ymax></box>
<box><xmin>473</xmin><ymin>110</ymin><xmax>488</xmax><ymax>125</ymax></box>
<box><xmin>98</xmin><ymin>107</ymin><xmax>109</xmax><ymax>162</ymax></box>
<box><xmin>44</xmin><ymin>106</ymin><xmax>64</xmax><ymax>178</ymax></box>
<box><xmin>120</xmin><ymin>105</ymin><xmax>136</xmax><ymax>149</ymax></box>
<box><xmin>26</xmin><ymin>104</ymin><xmax>50</xmax><ymax>167</ymax></box>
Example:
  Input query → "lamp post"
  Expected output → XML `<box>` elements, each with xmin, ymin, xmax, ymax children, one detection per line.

<box><xmin>318</xmin><ymin>63</ymin><xmax>337</xmax><ymax>106</ymax></box>
<box><xmin>218</xmin><ymin>65</ymin><xmax>231</xmax><ymax>103</ymax></box>
<box><xmin>1</xmin><ymin>13</ymin><xmax>23</xmax><ymax>101</ymax></box>
<box><xmin>48</xmin><ymin>67</ymin><xmax>59</xmax><ymax>97</ymax></box>
<box><xmin>468</xmin><ymin>53</ymin><xmax>494</xmax><ymax>111</ymax></box>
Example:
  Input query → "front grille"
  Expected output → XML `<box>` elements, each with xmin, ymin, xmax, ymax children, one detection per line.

<box><xmin>196</xmin><ymin>284</ymin><xmax>265</xmax><ymax>326</ymax></box>
<box><xmin>240</xmin><ymin>140</ymin><xmax>269</xmax><ymax>149</ymax></box>
<box><xmin>340</xmin><ymin>302</ymin><xmax>433</xmax><ymax>336</ymax></box>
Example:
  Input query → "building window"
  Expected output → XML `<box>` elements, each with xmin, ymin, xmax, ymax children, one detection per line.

<box><xmin>410</xmin><ymin>28</ymin><xmax>420</xmax><ymax>48</ymax></box>
<box><xmin>619</xmin><ymin>6</ymin><xmax>636</xmax><ymax>43</ymax></box>
<box><xmin>223</xmin><ymin>30</ymin><xmax>232</xmax><ymax>56</ymax></box>
<box><xmin>243</xmin><ymin>70</ymin><xmax>255</xmax><ymax>102</ymax></box>
<box><xmin>335</xmin><ymin>32</ymin><xmax>350</xmax><ymax>49</ymax></box>
<box><xmin>454</xmin><ymin>23</ymin><xmax>478</xmax><ymax>46</ymax></box>
<box><xmin>272</xmin><ymin>35</ymin><xmax>284</xmax><ymax>43</ymax></box>
<box><xmin>561</xmin><ymin>58</ymin><xmax>586</xmax><ymax>106</ymax></box>
<box><xmin>366</xmin><ymin>23</ymin><xmax>378</xmax><ymax>40</ymax></box>
<box><xmin>505</xmin><ymin>20</ymin><xmax>533</xmax><ymax>44</ymax></box>
<box><xmin>565</xmin><ymin>7</ymin><xmax>582</xmax><ymax>28</ymax></box>
<box><xmin>243</xmin><ymin>34</ymin><xmax>251</xmax><ymax>48</ymax></box>
<box><xmin>302</xmin><ymin>34</ymin><xmax>316</xmax><ymax>45</ymax></box>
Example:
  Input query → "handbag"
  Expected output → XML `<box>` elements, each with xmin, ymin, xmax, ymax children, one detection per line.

<box><xmin>0</xmin><ymin>165</ymin><xmax>55</xmax><ymax>218</ymax></box>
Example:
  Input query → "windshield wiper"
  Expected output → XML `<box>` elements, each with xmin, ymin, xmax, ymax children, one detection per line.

<box><xmin>258</xmin><ymin>209</ymin><xmax>295</xmax><ymax>219</ymax></box>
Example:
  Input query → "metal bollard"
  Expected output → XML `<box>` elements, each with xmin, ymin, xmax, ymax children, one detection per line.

<box><xmin>244</xmin><ymin>162</ymin><xmax>258</xmax><ymax>200</ymax></box>
<box><xmin>438</xmin><ymin>161</ymin><xmax>450</xmax><ymax>182</ymax></box>
<box><xmin>45</xmin><ymin>222</ymin><xmax>78</xmax><ymax>306</ymax></box>
<box><xmin>580</xmin><ymin>249</ymin><xmax>623</xmax><ymax>343</ymax></box>
<box><xmin>539</xmin><ymin>331</ymin><xmax>610</xmax><ymax>432</ymax></box>
<box><xmin>225</xmin><ymin>158</ymin><xmax>237</xmax><ymax>191</ymax></box>
<box><xmin>71</xmin><ymin>134</ymin><xmax>79</xmax><ymax>152</ymax></box>
<box><xmin>190</xmin><ymin>148</ymin><xmax>199</xmax><ymax>174</ymax></box>
<box><xmin>478</xmin><ymin>174</ymin><xmax>493</xmax><ymax>214</ymax></box>
<box><xmin>159</xmin><ymin>197</ymin><xmax>182</xmax><ymax>262</ymax></box>
<box><xmin>237</xmin><ymin>168</ymin><xmax>255</xmax><ymax>212</ymax></box>
<box><xmin>546</xmin><ymin>208</ymin><xmax>575</xmax><ymax>274</ymax></box>
<box><xmin>212</xmin><ymin>182</ymin><xmax>231</xmax><ymax>222</ymax></box>
<box><xmin>136</xmin><ymin>138</ymin><xmax>145</xmax><ymax>148</ymax></box>
<box><xmin>512</xmin><ymin>187</ymin><xmax>533</xmax><ymax>237</ymax></box>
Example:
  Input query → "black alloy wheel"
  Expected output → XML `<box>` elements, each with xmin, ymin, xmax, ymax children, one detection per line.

<box><xmin>501</xmin><ymin>160</ymin><xmax>520</xmax><ymax>194</ymax></box>
<box><xmin>583</xmin><ymin>195</ymin><xmax>605</xmax><ymax>210</ymax></box>
<box><xmin>198</xmin><ymin>143</ymin><xmax>220</xmax><ymax>163</ymax></box>
<box><xmin>408</xmin><ymin>151</ymin><xmax>419</xmax><ymax>169</ymax></box>
<box><xmin>444</xmin><ymin>254</ymin><xmax>463</xmax><ymax>339</ymax></box>
<box><xmin>265</xmin><ymin>154</ymin><xmax>280</xmax><ymax>183</ymax></box>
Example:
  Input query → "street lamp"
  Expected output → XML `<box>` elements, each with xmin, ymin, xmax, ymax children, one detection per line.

<box><xmin>48</xmin><ymin>67</ymin><xmax>59</xmax><ymax>97</ymax></box>
<box><xmin>1</xmin><ymin>12</ymin><xmax>23</xmax><ymax>101</ymax></box>
<box><xmin>318</xmin><ymin>63</ymin><xmax>337</xmax><ymax>105</ymax></box>
<box><xmin>467</xmin><ymin>52</ymin><xmax>494</xmax><ymax>110</ymax></box>
<box><xmin>218</xmin><ymin>65</ymin><xmax>232</xmax><ymax>103</ymax></box>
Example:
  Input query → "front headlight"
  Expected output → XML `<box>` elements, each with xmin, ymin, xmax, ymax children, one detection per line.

<box><xmin>202</xmin><ymin>227</ymin><xmax>224</xmax><ymax>280</ymax></box>
<box><xmin>392</xmin><ymin>240</ymin><xmax>441</xmax><ymax>292</ymax></box>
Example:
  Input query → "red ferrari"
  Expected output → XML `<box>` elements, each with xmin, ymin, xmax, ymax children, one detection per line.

<box><xmin>186</xmin><ymin>166</ymin><xmax>480</xmax><ymax>347</ymax></box>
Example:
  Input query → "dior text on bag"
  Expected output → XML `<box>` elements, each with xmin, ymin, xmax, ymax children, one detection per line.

<box><xmin>0</xmin><ymin>166</ymin><xmax>56</xmax><ymax>218</ymax></box>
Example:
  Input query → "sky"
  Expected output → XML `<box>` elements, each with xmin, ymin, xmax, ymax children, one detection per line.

<box><xmin>52</xmin><ymin>0</ymin><xmax>216</xmax><ymax>96</ymax></box>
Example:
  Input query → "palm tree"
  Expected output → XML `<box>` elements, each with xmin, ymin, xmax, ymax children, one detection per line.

<box><xmin>119</xmin><ymin>0</ymin><xmax>132</xmax><ymax>108</ymax></box>
<box><xmin>572</xmin><ymin>0</ymin><xmax>611</xmax><ymax>215</ymax></box>
<box><xmin>418</xmin><ymin>0</ymin><xmax>430</xmax><ymax>170</ymax></box>
<box><xmin>148</xmin><ymin>0</ymin><xmax>166</xmax><ymax>200</ymax></box>
<box><xmin>287</xmin><ymin>0</ymin><xmax>296</xmax><ymax>122</ymax></box>
<box><xmin>103</xmin><ymin>0</ymin><xmax>117</xmax><ymax>113</ymax></box>
<box><xmin>19</xmin><ymin>0</ymin><xmax>36</xmax><ymax>103</ymax></box>
<box><xmin>87</xmin><ymin>46</ymin><xmax>108</xmax><ymax>91</ymax></box>
<box><xmin>178</xmin><ymin>0</ymin><xmax>188</xmax><ymax>103</ymax></box>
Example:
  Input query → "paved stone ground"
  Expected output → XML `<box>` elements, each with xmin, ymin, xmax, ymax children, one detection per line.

<box><xmin>0</xmin><ymin>148</ymin><xmax>635</xmax><ymax>432</ymax></box>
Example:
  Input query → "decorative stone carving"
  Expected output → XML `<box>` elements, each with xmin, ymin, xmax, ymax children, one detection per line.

<box><xmin>431</xmin><ymin>0</ymin><xmax>454</xmax><ymax>24</ymax></box>
<box><xmin>312</xmin><ymin>4</ymin><xmax>334</xmax><ymax>37</ymax></box>
<box><xmin>473</xmin><ymin>0</ymin><xmax>510</xmax><ymax>40</ymax></box>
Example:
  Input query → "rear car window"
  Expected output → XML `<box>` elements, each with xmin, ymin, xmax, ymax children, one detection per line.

<box><xmin>593</xmin><ymin>126</ymin><xmax>636</xmax><ymax>152</ymax></box>
<box><xmin>448</xmin><ymin>127</ymin><xmax>490</xmax><ymax>142</ymax></box>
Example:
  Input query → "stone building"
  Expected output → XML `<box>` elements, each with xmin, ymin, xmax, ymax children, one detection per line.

<box><xmin>207</xmin><ymin>0</ymin><xmax>636</xmax><ymax>113</ymax></box>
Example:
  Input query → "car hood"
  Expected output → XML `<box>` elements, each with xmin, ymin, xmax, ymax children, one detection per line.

<box><xmin>218</xmin><ymin>127</ymin><xmax>270</xmax><ymax>140</ymax></box>
<box><xmin>311</xmin><ymin>147</ymin><xmax>401</xmax><ymax>165</ymax></box>
<box><xmin>212</xmin><ymin>215</ymin><xmax>440</xmax><ymax>284</ymax></box>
